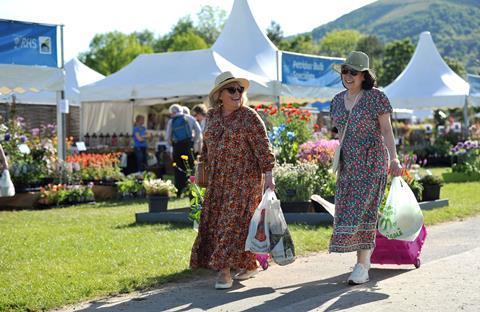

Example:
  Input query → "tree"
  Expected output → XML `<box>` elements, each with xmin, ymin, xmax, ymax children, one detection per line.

<box><xmin>79</xmin><ymin>31</ymin><xmax>153</xmax><ymax>75</ymax></box>
<box><xmin>168</xmin><ymin>30</ymin><xmax>208</xmax><ymax>52</ymax></box>
<box><xmin>356</xmin><ymin>35</ymin><xmax>385</xmax><ymax>79</ymax></box>
<box><xmin>444</xmin><ymin>57</ymin><xmax>466</xmax><ymax>78</ymax></box>
<box><xmin>134</xmin><ymin>30</ymin><xmax>156</xmax><ymax>47</ymax></box>
<box><xmin>355</xmin><ymin>35</ymin><xmax>384</xmax><ymax>62</ymax></box>
<box><xmin>379</xmin><ymin>39</ymin><xmax>415</xmax><ymax>87</ymax></box>
<box><xmin>266</xmin><ymin>21</ymin><xmax>284</xmax><ymax>48</ymax></box>
<box><xmin>286</xmin><ymin>34</ymin><xmax>318</xmax><ymax>54</ymax></box>
<box><xmin>196</xmin><ymin>5</ymin><xmax>227</xmax><ymax>45</ymax></box>
<box><xmin>318</xmin><ymin>29</ymin><xmax>362</xmax><ymax>57</ymax></box>
<box><xmin>154</xmin><ymin>16</ymin><xmax>197</xmax><ymax>52</ymax></box>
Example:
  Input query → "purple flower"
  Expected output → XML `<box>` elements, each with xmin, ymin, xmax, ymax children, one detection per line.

<box><xmin>20</xmin><ymin>135</ymin><xmax>27</xmax><ymax>143</ymax></box>
<box><xmin>4</xmin><ymin>133</ymin><xmax>10</xmax><ymax>141</ymax></box>
<box><xmin>31</xmin><ymin>128</ymin><xmax>40</xmax><ymax>136</ymax></box>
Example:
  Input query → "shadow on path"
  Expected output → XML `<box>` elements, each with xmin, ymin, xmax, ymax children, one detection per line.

<box><xmin>73</xmin><ymin>268</ymin><xmax>408</xmax><ymax>312</ymax></box>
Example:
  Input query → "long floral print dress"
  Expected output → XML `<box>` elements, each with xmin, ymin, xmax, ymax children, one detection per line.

<box><xmin>329</xmin><ymin>88</ymin><xmax>393</xmax><ymax>253</ymax></box>
<box><xmin>190</xmin><ymin>105</ymin><xmax>275</xmax><ymax>270</ymax></box>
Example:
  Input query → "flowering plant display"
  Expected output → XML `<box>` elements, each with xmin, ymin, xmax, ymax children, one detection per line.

<box><xmin>187</xmin><ymin>175</ymin><xmax>205</xmax><ymax>223</ymax></box>
<box><xmin>297</xmin><ymin>139</ymin><xmax>339</xmax><ymax>168</ymax></box>
<box><xmin>450</xmin><ymin>140</ymin><xmax>480</xmax><ymax>175</ymax></box>
<box><xmin>255</xmin><ymin>103</ymin><xmax>313</xmax><ymax>164</ymax></box>
<box><xmin>0</xmin><ymin>118</ymin><xmax>62</xmax><ymax>188</ymax></box>
<box><xmin>116</xmin><ymin>171</ymin><xmax>155</xmax><ymax>198</ymax></box>
<box><xmin>175</xmin><ymin>154</ymin><xmax>206</xmax><ymax>223</ymax></box>
<box><xmin>66</xmin><ymin>153</ymin><xmax>123</xmax><ymax>182</ymax></box>
<box><xmin>143</xmin><ymin>178</ymin><xmax>177</xmax><ymax>197</ymax></box>
<box><xmin>273</xmin><ymin>162</ymin><xmax>336</xmax><ymax>202</ymax></box>
<box><xmin>38</xmin><ymin>183</ymin><xmax>95</xmax><ymax>206</ymax></box>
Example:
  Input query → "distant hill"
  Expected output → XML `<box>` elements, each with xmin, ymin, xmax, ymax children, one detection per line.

<box><xmin>310</xmin><ymin>0</ymin><xmax>480</xmax><ymax>73</ymax></box>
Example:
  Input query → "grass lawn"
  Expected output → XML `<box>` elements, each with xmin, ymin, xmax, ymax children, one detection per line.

<box><xmin>1</xmin><ymin>167</ymin><xmax>479</xmax><ymax>311</ymax></box>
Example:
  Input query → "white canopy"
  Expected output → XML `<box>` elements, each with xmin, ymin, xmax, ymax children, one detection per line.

<box><xmin>9</xmin><ymin>58</ymin><xmax>103</xmax><ymax>106</ymax></box>
<box><xmin>81</xmin><ymin>49</ymin><xmax>270</xmax><ymax>104</ymax></box>
<box><xmin>384</xmin><ymin>31</ymin><xmax>470</xmax><ymax>109</ymax></box>
<box><xmin>0</xmin><ymin>63</ymin><xmax>64</xmax><ymax>94</ymax></box>
<box><xmin>80</xmin><ymin>0</ymin><xmax>343</xmax><ymax>134</ymax></box>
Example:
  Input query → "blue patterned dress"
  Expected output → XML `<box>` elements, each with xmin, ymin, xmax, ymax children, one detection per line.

<box><xmin>329</xmin><ymin>88</ymin><xmax>393</xmax><ymax>253</ymax></box>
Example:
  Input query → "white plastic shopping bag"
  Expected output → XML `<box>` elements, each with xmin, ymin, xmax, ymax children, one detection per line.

<box><xmin>268</xmin><ymin>190</ymin><xmax>296</xmax><ymax>265</ymax></box>
<box><xmin>245</xmin><ymin>190</ymin><xmax>273</xmax><ymax>254</ymax></box>
<box><xmin>0</xmin><ymin>169</ymin><xmax>15</xmax><ymax>197</ymax></box>
<box><xmin>378</xmin><ymin>177</ymin><xmax>424</xmax><ymax>241</ymax></box>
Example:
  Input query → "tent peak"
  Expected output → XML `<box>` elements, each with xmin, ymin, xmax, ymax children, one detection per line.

<box><xmin>212</xmin><ymin>0</ymin><xmax>278</xmax><ymax>79</ymax></box>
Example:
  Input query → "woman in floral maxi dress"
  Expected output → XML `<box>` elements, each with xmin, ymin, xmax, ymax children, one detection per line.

<box><xmin>330</xmin><ymin>51</ymin><xmax>403</xmax><ymax>285</ymax></box>
<box><xmin>190</xmin><ymin>72</ymin><xmax>275</xmax><ymax>289</ymax></box>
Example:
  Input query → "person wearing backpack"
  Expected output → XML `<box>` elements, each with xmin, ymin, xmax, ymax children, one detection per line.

<box><xmin>165</xmin><ymin>104</ymin><xmax>202</xmax><ymax>196</ymax></box>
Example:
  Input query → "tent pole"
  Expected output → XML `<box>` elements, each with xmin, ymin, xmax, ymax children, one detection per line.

<box><xmin>275</xmin><ymin>50</ymin><xmax>281</xmax><ymax>108</ymax></box>
<box><xmin>463</xmin><ymin>96</ymin><xmax>470</xmax><ymax>139</ymax></box>
<box><xmin>56</xmin><ymin>24</ymin><xmax>66</xmax><ymax>164</ymax></box>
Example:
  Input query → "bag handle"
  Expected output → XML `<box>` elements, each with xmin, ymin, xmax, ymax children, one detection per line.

<box><xmin>339</xmin><ymin>91</ymin><xmax>363</xmax><ymax>146</ymax></box>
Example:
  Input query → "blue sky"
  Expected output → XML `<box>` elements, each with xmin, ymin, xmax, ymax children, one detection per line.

<box><xmin>1</xmin><ymin>0</ymin><xmax>376</xmax><ymax>60</ymax></box>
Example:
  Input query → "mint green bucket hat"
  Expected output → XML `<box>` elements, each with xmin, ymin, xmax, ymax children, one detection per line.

<box><xmin>332</xmin><ymin>51</ymin><xmax>376</xmax><ymax>79</ymax></box>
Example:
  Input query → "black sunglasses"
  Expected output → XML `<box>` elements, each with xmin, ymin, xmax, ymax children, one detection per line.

<box><xmin>341</xmin><ymin>67</ymin><xmax>359</xmax><ymax>76</ymax></box>
<box><xmin>224</xmin><ymin>86</ymin><xmax>245</xmax><ymax>95</ymax></box>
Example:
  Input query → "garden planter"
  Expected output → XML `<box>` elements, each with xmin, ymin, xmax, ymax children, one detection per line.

<box><xmin>0</xmin><ymin>192</ymin><xmax>41</xmax><ymax>210</ymax></box>
<box><xmin>422</xmin><ymin>184</ymin><xmax>441</xmax><ymax>201</ymax></box>
<box><xmin>280</xmin><ymin>201</ymin><xmax>314</xmax><ymax>213</ymax></box>
<box><xmin>147</xmin><ymin>195</ymin><xmax>169</xmax><ymax>212</ymax></box>
<box><xmin>92</xmin><ymin>185</ymin><xmax>118</xmax><ymax>201</ymax></box>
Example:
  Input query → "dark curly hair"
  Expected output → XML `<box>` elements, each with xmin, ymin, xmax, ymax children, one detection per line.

<box><xmin>362</xmin><ymin>71</ymin><xmax>377</xmax><ymax>90</ymax></box>
<box><xmin>341</xmin><ymin>70</ymin><xmax>377</xmax><ymax>90</ymax></box>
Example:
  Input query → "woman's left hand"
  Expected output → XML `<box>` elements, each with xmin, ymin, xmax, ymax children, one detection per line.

<box><xmin>264</xmin><ymin>172</ymin><xmax>275</xmax><ymax>192</ymax></box>
<box><xmin>389</xmin><ymin>159</ymin><xmax>403</xmax><ymax>177</ymax></box>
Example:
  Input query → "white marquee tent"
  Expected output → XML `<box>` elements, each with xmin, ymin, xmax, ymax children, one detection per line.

<box><xmin>0</xmin><ymin>63</ymin><xmax>64</xmax><ymax>95</ymax></box>
<box><xmin>80</xmin><ymin>0</ymin><xmax>343</xmax><ymax>135</ymax></box>
<box><xmin>384</xmin><ymin>31</ymin><xmax>470</xmax><ymax>109</ymax></box>
<box><xmin>9</xmin><ymin>58</ymin><xmax>104</xmax><ymax>106</ymax></box>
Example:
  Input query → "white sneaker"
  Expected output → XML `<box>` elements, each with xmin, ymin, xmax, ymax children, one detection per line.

<box><xmin>347</xmin><ymin>263</ymin><xmax>369</xmax><ymax>285</ymax></box>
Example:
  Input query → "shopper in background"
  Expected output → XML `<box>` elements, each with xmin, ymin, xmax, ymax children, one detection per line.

<box><xmin>132</xmin><ymin>115</ymin><xmax>150</xmax><ymax>172</ymax></box>
<box><xmin>165</xmin><ymin>104</ymin><xmax>202</xmax><ymax>196</ymax></box>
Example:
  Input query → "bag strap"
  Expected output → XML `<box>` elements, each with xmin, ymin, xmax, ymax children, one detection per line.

<box><xmin>339</xmin><ymin>91</ymin><xmax>363</xmax><ymax>146</ymax></box>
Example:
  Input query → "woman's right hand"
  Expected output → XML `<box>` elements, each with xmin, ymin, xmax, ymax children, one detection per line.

<box><xmin>389</xmin><ymin>159</ymin><xmax>403</xmax><ymax>177</ymax></box>
<box><xmin>264</xmin><ymin>172</ymin><xmax>275</xmax><ymax>192</ymax></box>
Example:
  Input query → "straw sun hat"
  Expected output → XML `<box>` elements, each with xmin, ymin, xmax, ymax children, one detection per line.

<box><xmin>208</xmin><ymin>71</ymin><xmax>250</xmax><ymax>106</ymax></box>
<box><xmin>332</xmin><ymin>51</ymin><xmax>376</xmax><ymax>79</ymax></box>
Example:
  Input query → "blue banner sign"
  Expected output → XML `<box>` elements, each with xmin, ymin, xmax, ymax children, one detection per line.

<box><xmin>282</xmin><ymin>52</ymin><xmax>344</xmax><ymax>88</ymax></box>
<box><xmin>468</xmin><ymin>74</ymin><xmax>480</xmax><ymax>96</ymax></box>
<box><xmin>0</xmin><ymin>20</ymin><xmax>58</xmax><ymax>67</ymax></box>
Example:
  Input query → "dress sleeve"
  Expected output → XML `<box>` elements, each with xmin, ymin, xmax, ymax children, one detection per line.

<box><xmin>330</xmin><ymin>95</ymin><xmax>339</xmax><ymax>127</ymax></box>
<box><xmin>373</xmin><ymin>90</ymin><xmax>393</xmax><ymax>116</ymax></box>
<box><xmin>246</xmin><ymin>109</ymin><xmax>275</xmax><ymax>172</ymax></box>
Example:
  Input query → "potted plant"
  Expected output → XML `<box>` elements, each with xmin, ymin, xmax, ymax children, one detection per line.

<box><xmin>273</xmin><ymin>162</ymin><xmax>318</xmax><ymax>212</ymax></box>
<box><xmin>419</xmin><ymin>174</ymin><xmax>444</xmax><ymax>201</ymax></box>
<box><xmin>143</xmin><ymin>179</ymin><xmax>177</xmax><ymax>212</ymax></box>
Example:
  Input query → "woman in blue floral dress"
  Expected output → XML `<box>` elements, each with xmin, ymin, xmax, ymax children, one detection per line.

<box><xmin>330</xmin><ymin>51</ymin><xmax>403</xmax><ymax>285</ymax></box>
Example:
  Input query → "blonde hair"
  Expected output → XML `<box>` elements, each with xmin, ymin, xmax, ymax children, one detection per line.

<box><xmin>209</xmin><ymin>89</ymin><xmax>249</xmax><ymax>108</ymax></box>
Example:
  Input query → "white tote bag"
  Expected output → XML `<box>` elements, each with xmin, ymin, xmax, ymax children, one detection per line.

<box><xmin>378</xmin><ymin>177</ymin><xmax>424</xmax><ymax>241</ymax></box>
<box><xmin>268</xmin><ymin>190</ymin><xmax>295</xmax><ymax>265</ymax></box>
<box><xmin>245</xmin><ymin>190</ymin><xmax>273</xmax><ymax>254</ymax></box>
<box><xmin>0</xmin><ymin>169</ymin><xmax>15</xmax><ymax>197</ymax></box>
